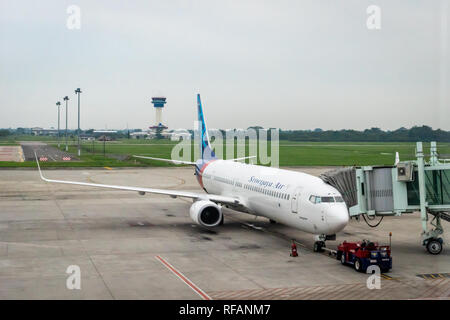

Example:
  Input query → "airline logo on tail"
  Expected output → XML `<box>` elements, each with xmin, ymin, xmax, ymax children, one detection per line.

<box><xmin>197</xmin><ymin>94</ymin><xmax>216</xmax><ymax>161</ymax></box>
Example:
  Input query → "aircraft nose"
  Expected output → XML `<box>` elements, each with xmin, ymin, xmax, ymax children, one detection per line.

<box><xmin>326</xmin><ymin>206</ymin><xmax>349</xmax><ymax>233</ymax></box>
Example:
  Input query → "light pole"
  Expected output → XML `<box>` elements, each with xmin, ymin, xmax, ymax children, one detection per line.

<box><xmin>63</xmin><ymin>96</ymin><xmax>69</xmax><ymax>151</ymax></box>
<box><xmin>56</xmin><ymin>101</ymin><xmax>61</xmax><ymax>148</ymax></box>
<box><xmin>75</xmin><ymin>88</ymin><xmax>82</xmax><ymax>156</ymax></box>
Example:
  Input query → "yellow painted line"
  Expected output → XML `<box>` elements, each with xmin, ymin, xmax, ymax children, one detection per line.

<box><xmin>104</xmin><ymin>166</ymin><xmax>113</xmax><ymax>170</ymax></box>
<box><xmin>417</xmin><ymin>273</ymin><xmax>450</xmax><ymax>280</ymax></box>
<box><xmin>381</xmin><ymin>274</ymin><xmax>393</xmax><ymax>280</ymax></box>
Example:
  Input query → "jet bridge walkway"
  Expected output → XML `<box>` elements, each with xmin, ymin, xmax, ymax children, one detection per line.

<box><xmin>320</xmin><ymin>142</ymin><xmax>450</xmax><ymax>255</ymax></box>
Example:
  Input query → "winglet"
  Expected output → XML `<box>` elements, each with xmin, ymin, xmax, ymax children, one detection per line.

<box><xmin>394</xmin><ymin>152</ymin><xmax>400</xmax><ymax>165</ymax></box>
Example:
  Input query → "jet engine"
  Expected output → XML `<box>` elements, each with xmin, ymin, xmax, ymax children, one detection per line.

<box><xmin>189</xmin><ymin>200</ymin><xmax>223</xmax><ymax>227</ymax></box>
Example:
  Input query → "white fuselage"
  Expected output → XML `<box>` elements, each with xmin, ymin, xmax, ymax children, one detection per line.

<box><xmin>201</xmin><ymin>160</ymin><xmax>349</xmax><ymax>235</ymax></box>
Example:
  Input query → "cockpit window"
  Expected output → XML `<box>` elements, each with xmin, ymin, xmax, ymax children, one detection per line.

<box><xmin>309</xmin><ymin>195</ymin><xmax>337</xmax><ymax>204</ymax></box>
<box><xmin>320</xmin><ymin>196</ymin><xmax>335</xmax><ymax>203</ymax></box>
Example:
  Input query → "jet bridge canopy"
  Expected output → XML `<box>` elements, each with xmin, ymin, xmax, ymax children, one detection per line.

<box><xmin>320</xmin><ymin>167</ymin><xmax>357</xmax><ymax>208</ymax></box>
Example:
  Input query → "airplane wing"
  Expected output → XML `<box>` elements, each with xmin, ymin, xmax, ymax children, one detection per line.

<box><xmin>132</xmin><ymin>155</ymin><xmax>196</xmax><ymax>165</ymax></box>
<box><xmin>230</xmin><ymin>156</ymin><xmax>256</xmax><ymax>162</ymax></box>
<box><xmin>133</xmin><ymin>155</ymin><xmax>256</xmax><ymax>164</ymax></box>
<box><xmin>35</xmin><ymin>154</ymin><xmax>241</xmax><ymax>207</ymax></box>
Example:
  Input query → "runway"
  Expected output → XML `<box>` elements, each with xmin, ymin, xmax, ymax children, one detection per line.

<box><xmin>0</xmin><ymin>167</ymin><xmax>448</xmax><ymax>299</ymax></box>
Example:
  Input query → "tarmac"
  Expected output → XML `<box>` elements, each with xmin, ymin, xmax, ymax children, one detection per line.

<box><xmin>0</xmin><ymin>166</ymin><xmax>448</xmax><ymax>299</ymax></box>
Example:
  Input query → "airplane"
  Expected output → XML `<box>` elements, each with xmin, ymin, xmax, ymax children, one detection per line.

<box><xmin>35</xmin><ymin>94</ymin><xmax>349</xmax><ymax>252</ymax></box>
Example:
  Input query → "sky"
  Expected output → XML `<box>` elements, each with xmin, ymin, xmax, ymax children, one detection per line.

<box><xmin>0</xmin><ymin>0</ymin><xmax>449</xmax><ymax>131</ymax></box>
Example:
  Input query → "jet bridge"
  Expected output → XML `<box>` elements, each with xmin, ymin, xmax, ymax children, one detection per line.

<box><xmin>320</xmin><ymin>142</ymin><xmax>450</xmax><ymax>255</ymax></box>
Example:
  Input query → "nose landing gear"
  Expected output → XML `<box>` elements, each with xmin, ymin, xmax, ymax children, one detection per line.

<box><xmin>313</xmin><ymin>241</ymin><xmax>326</xmax><ymax>252</ymax></box>
<box><xmin>313</xmin><ymin>234</ymin><xmax>326</xmax><ymax>252</ymax></box>
<box><xmin>313</xmin><ymin>234</ymin><xmax>335</xmax><ymax>252</ymax></box>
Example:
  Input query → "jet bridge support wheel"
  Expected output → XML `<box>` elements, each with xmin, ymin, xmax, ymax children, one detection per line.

<box><xmin>426</xmin><ymin>238</ymin><xmax>443</xmax><ymax>255</ymax></box>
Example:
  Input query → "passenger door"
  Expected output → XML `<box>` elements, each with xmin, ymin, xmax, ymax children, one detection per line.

<box><xmin>291</xmin><ymin>188</ymin><xmax>301</xmax><ymax>213</ymax></box>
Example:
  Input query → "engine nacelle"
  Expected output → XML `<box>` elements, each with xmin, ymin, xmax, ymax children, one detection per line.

<box><xmin>189</xmin><ymin>200</ymin><xmax>223</xmax><ymax>227</ymax></box>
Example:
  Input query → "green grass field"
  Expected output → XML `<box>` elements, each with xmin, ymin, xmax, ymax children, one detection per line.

<box><xmin>91</xmin><ymin>140</ymin><xmax>450</xmax><ymax>166</ymax></box>
<box><xmin>0</xmin><ymin>137</ymin><xmax>449</xmax><ymax>168</ymax></box>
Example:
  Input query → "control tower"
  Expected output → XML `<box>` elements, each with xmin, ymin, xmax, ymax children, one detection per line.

<box><xmin>150</xmin><ymin>97</ymin><xmax>168</xmax><ymax>129</ymax></box>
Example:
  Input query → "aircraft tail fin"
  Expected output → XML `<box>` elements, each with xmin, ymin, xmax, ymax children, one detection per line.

<box><xmin>197</xmin><ymin>94</ymin><xmax>216</xmax><ymax>161</ymax></box>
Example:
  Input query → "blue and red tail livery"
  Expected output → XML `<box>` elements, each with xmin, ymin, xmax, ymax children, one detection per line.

<box><xmin>197</xmin><ymin>94</ymin><xmax>216</xmax><ymax>161</ymax></box>
<box><xmin>196</xmin><ymin>94</ymin><xmax>216</xmax><ymax>188</ymax></box>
